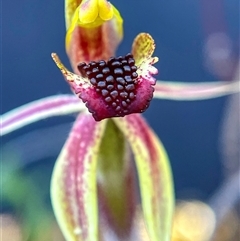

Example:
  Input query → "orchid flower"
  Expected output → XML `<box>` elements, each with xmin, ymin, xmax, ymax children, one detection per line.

<box><xmin>1</xmin><ymin>1</ymin><xmax>239</xmax><ymax>241</ymax></box>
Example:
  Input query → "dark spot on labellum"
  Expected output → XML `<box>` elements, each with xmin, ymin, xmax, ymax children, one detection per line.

<box><xmin>102</xmin><ymin>67</ymin><xmax>110</xmax><ymax>75</ymax></box>
<box><xmin>111</xmin><ymin>61</ymin><xmax>121</xmax><ymax>67</ymax></box>
<box><xmin>110</xmin><ymin>90</ymin><xmax>118</xmax><ymax>99</ymax></box>
<box><xmin>101</xmin><ymin>89</ymin><xmax>109</xmax><ymax>97</ymax></box>
<box><xmin>115</xmin><ymin>106</ymin><xmax>121</xmax><ymax>112</ymax></box>
<box><xmin>128</xmin><ymin>59</ymin><xmax>135</xmax><ymax>66</ymax></box>
<box><xmin>122</xmin><ymin>101</ymin><xmax>127</xmax><ymax>107</ymax></box>
<box><xmin>120</xmin><ymin>92</ymin><xmax>128</xmax><ymax>98</ymax></box>
<box><xmin>97</xmin><ymin>81</ymin><xmax>106</xmax><ymax>88</ymax></box>
<box><xmin>125</xmin><ymin>76</ymin><xmax>133</xmax><ymax>83</ymax></box>
<box><xmin>131</xmin><ymin>66</ymin><xmax>137</xmax><ymax>72</ymax></box>
<box><xmin>92</xmin><ymin>68</ymin><xmax>99</xmax><ymax>74</ymax></box>
<box><xmin>125</xmin><ymin>84</ymin><xmax>135</xmax><ymax>91</ymax></box>
<box><xmin>117</xmin><ymin>56</ymin><xmax>124</xmax><ymax>61</ymax></box>
<box><xmin>90</xmin><ymin>78</ymin><xmax>97</xmax><ymax>85</ymax></box>
<box><xmin>99</xmin><ymin>60</ymin><xmax>106</xmax><ymax>68</ymax></box>
<box><xmin>116</xmin><ymin>77</ymin><xmax>125</xmax><ymax>85</ymax></box>
<box><xmin>117</xmin><ymin>84</ymin><xmax>124</xmax><ymax>90</ymax></box>
<box><xmin>77</xmin><ymin>53</ymin><xmax>138</xmax><ymax>115</ymax></box>
<box><xmin>125</xmin><ymin>53</ymin><xmax>133</xmax><ymax>60</ymax></box>
<box><xmin>105</xmin><ymin>97</ymin><xmax>112</xmax><ymax>102</ymax></box>
<box><xmin>123</xmin><ymin>65</ymin><xmax>131</xmax><ymax>73</ymax></box>
<box><xmin>108</xmin><ymin>57</ymin><xmax>115</xmax><ymax>65</ymax></box>
<box><xmin>89</xmin><ymin>61</ymin><xmax>97</xmax><ymax>67</ymax></box>
<box><xmin>106</xmin><ymin>75</ymin><xmax>114</xmax><ymax>83</ymax></box>
<box><xmin>96</xmin><ymin>74</ymin><xmax>104</xmax><ymax>80</ymax></box>
<box><xmin>77</xmin><ymin>62</ymin><xmax>87</xmax><ymax>77</ymax></box>
<box><xmin>132</xmin><ymin>72</ymin><xmax>138</xmax><ymax>78</ymax></box>
<box><xmin>107</xmin><ymin>85</ymin><xmax>114</xmax><ymax>91</ymax></box>
<box><xmin>129</xmin><ymin>92</ymin><xmax>135</xmax><ymax>99</ymax></box>
<box><xmin>114</xmin><ymin>68</ymin><xmax>124</xmax><ymax>76</ymax></box>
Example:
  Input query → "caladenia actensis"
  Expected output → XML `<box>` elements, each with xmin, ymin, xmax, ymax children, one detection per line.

<box><xmin>1</xmin><ymin>1</ymin><xmax>239</xmax><ymax>241</ymax></box>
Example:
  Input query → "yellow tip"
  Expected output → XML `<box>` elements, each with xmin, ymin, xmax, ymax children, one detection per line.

<box><xmin>51</xmin><ymin>53</ymin><xmax>68</xmax><ymax>75</ymax></box>
<box><xmin>79</xmin><ymin>0</ymin><xmax>98</xmax><ymax>24</ymax></box>
<box><xmin>98</xmin><ymin>0</ymin><xmax>113</xmax><ymax>21</ymax></box>
<box><xmin>78</xmin><ymin>0</ymin><xmax>113</xmax><ymax>25</ymax></box>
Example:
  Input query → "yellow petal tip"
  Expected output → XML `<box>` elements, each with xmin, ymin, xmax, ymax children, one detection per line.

<box><xmin>98</xmin><ymin>0</ymin><xmax>113</xmax><ymax>20</ymax></box>
<box><xmin>79</xmin><ymin>0</ymin><xmax>98</xmax><ymax>24</ymax></box>
<box><xmin>78</xmin><ymin>0</ymin><xmax>113</xmax><ymax>25</ymax></box>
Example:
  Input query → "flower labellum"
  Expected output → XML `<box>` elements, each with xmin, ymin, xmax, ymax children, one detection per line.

<box><xmin>77</xmin><ymin>53</ymin><xmax>149</xmax><ymax>118</ymax></box>
<box><xmin>52</xmin><ymin>33</ymin><xmax>158</xmax><ymax>121</ymax></box>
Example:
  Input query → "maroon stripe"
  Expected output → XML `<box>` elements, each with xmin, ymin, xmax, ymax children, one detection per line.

<box><xmin>2</xmin><ymin>96</ymin><xmax>79</xmax><ymax>128</ymax></box>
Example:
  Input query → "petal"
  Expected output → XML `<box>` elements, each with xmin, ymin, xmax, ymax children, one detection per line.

<box><xmin>114</xmin><ymin>114</ymin><xmax>174</xmax><ymax>241</ymax></box>
<box><xmin>51</xmin><ymin>53</ymin><xmax>91</xmax><ymax>91</ymax></box>
<box><xmin>132</xmin><ymin>33</ymin><xmax>159</xmax><ymax>80</ymax></box>
<box><xmin>65</xmin><ymin>2</ymin><xmax>123</xmax><ymax>71</ymax></box>
<box><xmin>51</xmin><ymin>114</ymin><xmax>107</xmax><ymax>241</ymax></box>
<box><xmin>0</xmin><ymin>95</ymin><xmax>84</xmax><ymax>136</ymax></box>
<box><xmin>97</xmin><ymin>120</ymin><xmax>137</xmax><ymax>238</ymax></box>
<box><xmin>78</xmin><ymin>0</ymin><xmax>99</xmax><ymax>24</ymax></box>
<box><xmin>154</xmin><ymin>80</ymin><xmax>240</xmax><ymax>100</ymax></box>
<box><xmin>98</xmin><ymin>0</ymin><xmax>114</xmax><ymax>21</ymax></box>
<box><xmin>78</xmin><ymin>0</ymin><xmax>113</xmax><ymax>24</ymax></box>
<box><xmin>129</xmin><ymin>33</ymin><xmax>159</xmax><ymax>116</ymax></box>
<box><xmin>65</xmin><ymin>0</ymin><xmax>117</xmax><ymax>30</ymax></box>
<box><xmin>52</xmin><ymin>54</ymin><xmax>111</xmax><ymax>121</ymax></box>
<box><xmin>65</xmin><ymin>0</ymin><xmax>82</xmax><ymax>30</ymax></box>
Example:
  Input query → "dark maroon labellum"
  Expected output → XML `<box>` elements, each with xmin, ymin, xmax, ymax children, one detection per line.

<box><xmin>75</xmin><ymin>53</ymin><xmax>156</xmax><ymax>121</ymax></box>
<box><xmin>77</xmin><ymin>54</ymin><xmax>139</xmax><ymax>118</ymax></box>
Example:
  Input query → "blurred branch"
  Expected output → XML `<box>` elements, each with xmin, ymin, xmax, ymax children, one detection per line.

<box><xmin>207</xmin><ymin>62</ymin><xmax>240</xmax><ymax>240</ymax></box>
<box><xmin>208</xmin><ymin>169</ymin><xmax>240</xmax><ymax>241</ymax></box>
<box><xmin>220</xmin><ymin>63</ymin><xmax>240</xmax><ymax>177</ymax></box>
<box><xmin>220</xmin><ymin>93</ymin><xmax>240</xmax><ymax>176</ymax></box>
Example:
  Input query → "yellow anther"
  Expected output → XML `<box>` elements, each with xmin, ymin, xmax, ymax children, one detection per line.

<box><xmin>78</xmin><ymin>0</ymin><xmax>113</xmax><ymax>25</ymax></box>
<box><xmin>98</xmin><ymin>0</ymin><xmax>113</xmax><ymax>21</ymax></box>
<box><xmin>79</xmin><ymin>0</ymin><xmax>98</xmax><ymax>24</ymax></box>
<box><xmin>65</xmin><ymin>0</ymin><xmax>123</xmax><ymax>51</ymax></box>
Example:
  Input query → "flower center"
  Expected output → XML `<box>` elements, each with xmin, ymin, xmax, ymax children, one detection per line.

<box><xmin>77</xmin><ymin>54</ymin><xmax>139</xmax><ymax>116</ymax></box>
